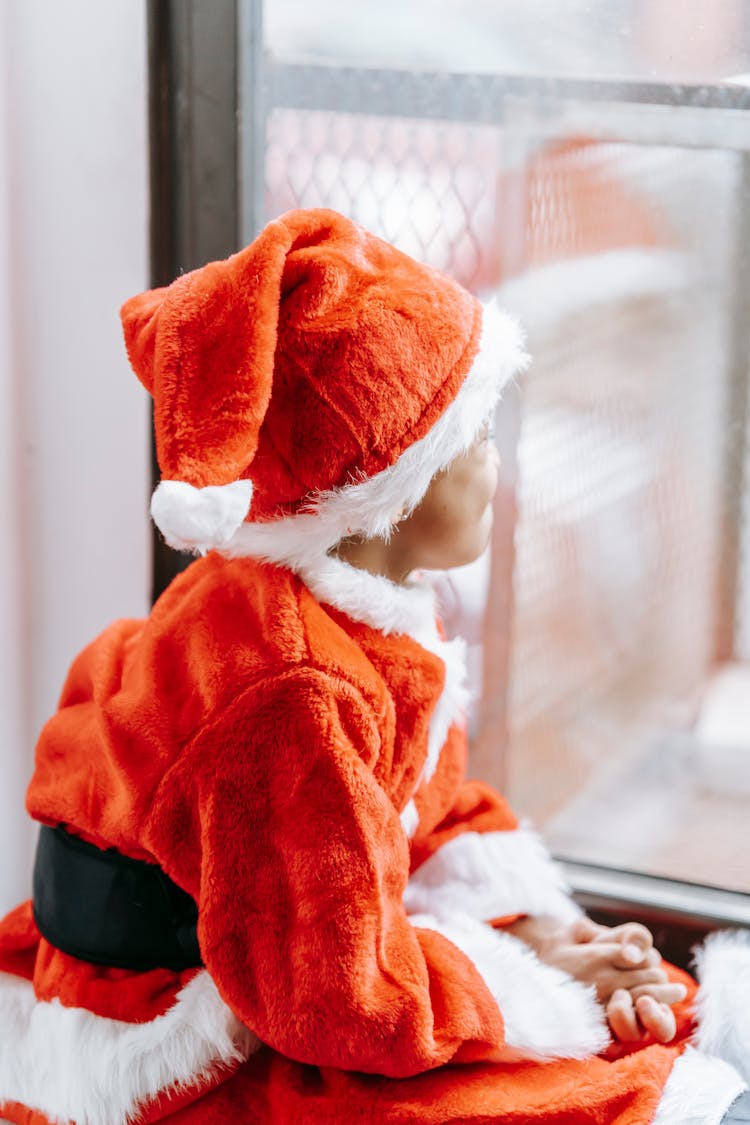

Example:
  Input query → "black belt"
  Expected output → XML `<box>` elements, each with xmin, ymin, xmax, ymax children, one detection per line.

<box><xmin>32</xmin><ymin>824</ymin><xmax>202</xmax><ymax>971</ymax></box>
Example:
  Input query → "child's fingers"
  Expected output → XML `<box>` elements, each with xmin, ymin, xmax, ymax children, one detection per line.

<box><xmin>608</xmin><ymin>991</ymin><xmax>678</xmax><ymax>1044</ymax></box>
<box><xmin>611</xmin><ymin>943</ymin><xmax>661</xmax><ymax>970</ymax></box>
<box><xmin>590</xmin><ymin>922</ymin><xmax>652</xmax><ymax>949</ymax></box>
<box><xmin>607</xmin><ymin>989</ymin><xmax>642</xmax><ymax>1042</ymax></box>
<box><xmin>635</xmin><ymin>995</ymin><xmax>677</xmax><ymax>1043</ymax></box>
<box><xmin>607</xmin><ymin>966</ymin><xmax>669</xmax><ymax>993</ymax></box>
<box><xmin>580</xmin><ymin>920</ymin><xmax>664</xmax><ymax>969</ymax></box>
<box><xmin>571</xmin><ymin>943</ymin><xmax>668</xmax><ymax>1001</ymax></box>
<box><xmin>629</xmin><ymin>982</ymin><xmax>688</xmax><ymax>1006</ymax></box>
<box><xmin>593</xmin><ymin>964</ymin><xmax>669</xmax><ymax>1003</ymax></box>
<box><xmin>605</xmin><ymin>923</ymin><xmax>656</xmax><ymax>966</ymax></box>
<box><xmin>569</xmin><ymin>917</ymin><xmax>609</xmax><ymax>944</ymax></box>
<box><xmin>614</xmin><ymin>922</ymin><xmax>654</xmax><ymax>949</ymax></box>
<box><xmin>579</xmin><ymin>941</ymin><xmax>663</xmax><ymax>972</ymax></box>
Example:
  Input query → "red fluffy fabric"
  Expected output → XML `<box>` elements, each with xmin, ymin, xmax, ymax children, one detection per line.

<box><xmin>0</xmin><ymin>553</ymin><xmax>701</xmax><ymax>1123</ymax></box>
<box><xmin>121</xmin><ymin>210</ymin><xmax>482</xmax><ymax>519</ymax></box>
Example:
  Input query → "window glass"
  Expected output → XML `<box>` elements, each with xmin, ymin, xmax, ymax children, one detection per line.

<box><xmin>257</xmin><ymin>1</ymin><xmax>750</xmax><ymax>894</ymax></box>
<box><xmin>501</xmin><ymin>140</ymin><xmax>748</xmax><ymax>893</ymax></box>
<box><xmin>266</xmin><ymin>0</ymin><xmax>750</xmax><ymax>84</ymax></box>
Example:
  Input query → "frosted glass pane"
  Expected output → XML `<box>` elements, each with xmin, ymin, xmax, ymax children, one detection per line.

<box><xmin>266</xmin><ymin>0</ymin><xmax>750</xmax><ymax>85</ymax></box>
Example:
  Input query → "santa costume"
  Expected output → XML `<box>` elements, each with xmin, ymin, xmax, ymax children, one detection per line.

<box><xmin>0</xmin><ymin>209</ymin><xmax>748</xmax><ymax>1125</ymax></box>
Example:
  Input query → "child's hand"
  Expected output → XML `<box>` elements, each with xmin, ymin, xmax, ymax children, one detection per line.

<box><xmin>606</xmin><ymin>987</ymin><xmax>678</xmax><ymax>1044</ymax></box>
<box><xmin>575</xmin><ymin>919</ymin><xmax>686</xmax><ymax>1043</ymax></box>
<box><xmin>571</xmin><ymin>917</ymin><xmax>658</xmax><ymax>969</ymax></box>
<box><xmin>504</xmin><ymin>915</ymin><xmax>687</xmax><ymax>1043</ymax></box>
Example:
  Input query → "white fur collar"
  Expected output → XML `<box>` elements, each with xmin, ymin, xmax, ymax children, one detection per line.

<box><xmin>296</xmin><ymin>552</ymin><xmax>438</xmax><ymax>638</ymax></box>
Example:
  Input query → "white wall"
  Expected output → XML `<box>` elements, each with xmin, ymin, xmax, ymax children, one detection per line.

<box><xmin>0</xmin><ymin>0</ymin><xmax>150</xmax><ymax>914</ymax></box>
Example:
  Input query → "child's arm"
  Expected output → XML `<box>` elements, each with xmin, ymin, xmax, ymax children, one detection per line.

<box><xmin>146</xmin><ymin>667</ymin><xmax>610</xmax><ymax>1076</ymax></box>
<box><xmin>403</xmin><ymin>771</ymin><xmax>686</xmax><ymax>1045</ymax></box>
<box><xmin>406</xmin><ymin>780</ymin><xmax>587</xmax><ymax>928</ymax></box>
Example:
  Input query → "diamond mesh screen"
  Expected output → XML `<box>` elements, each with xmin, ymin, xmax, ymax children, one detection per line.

<box><xmin>266</xmin><ymin>108</ymin><xmax>505</xmax><ymax>291</ymax></box>
<box><xmin>508</xmin><ymin>145</ymin><xmax>733</xmax><ymax>794</ymax></box>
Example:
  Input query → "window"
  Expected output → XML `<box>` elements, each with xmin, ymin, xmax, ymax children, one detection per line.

<box><xmin>155</xmin><ymin>0</ymin><xmax>750</xmax><ymax>927</ymax></box>
<box><xmin>253</xmin><ymin>0</ymin><xmax>750</xmax><ymax>911</ymax></box>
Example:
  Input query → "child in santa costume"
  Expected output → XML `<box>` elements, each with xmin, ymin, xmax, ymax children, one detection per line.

<box><xmin>0</xmin><ymin>209</ymin><xmax>748</xmax><ymax>1125</ymax></box>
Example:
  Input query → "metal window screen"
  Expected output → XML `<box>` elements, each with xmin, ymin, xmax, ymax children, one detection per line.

<box><xmin>254</xmin><ymin>60</ymin><xmax>750</xmax><ymax>892</ymax></box>
<box><xmin>265</xmin><ymin>108</ymin><xmax>504</xmax><ymax>288</ymax></box>
<box><xmin>506</xmin><ymin>144</ymin><xmax>746</xmax><ymax>890</ymax></box>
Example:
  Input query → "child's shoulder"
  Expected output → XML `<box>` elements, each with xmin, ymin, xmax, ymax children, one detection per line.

<box><xmin>150</xmin><ymin>552</ymin><xmax>308</xmax><ymax>659</ymax></box>
<box><xmin>142</xmin><ymin>552</ymin><xmax>387</xmax><ymax>712</ymax></box>
<box><xmin>33</xmin><ymin>554</ymin><xmax>388</xmax><ymax>809</ymax></box>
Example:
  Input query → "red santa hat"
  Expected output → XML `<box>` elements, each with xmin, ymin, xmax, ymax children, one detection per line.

<box><xmin>121</xmin><ymin>208</ymin><xmax>527</xmax><ymax>566</ymax></box>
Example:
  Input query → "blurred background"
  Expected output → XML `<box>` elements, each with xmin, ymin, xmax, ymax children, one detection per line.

<box><xmin>1</xmin><ymin>0</ymin><xmax>749</xmax><ymax>923</ymax></box>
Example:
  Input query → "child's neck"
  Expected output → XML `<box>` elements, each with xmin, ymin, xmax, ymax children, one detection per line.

<box><xmin>332</xmin><ymin>535</ymin><xmax>412</xmax><ymax>587</ymax></box>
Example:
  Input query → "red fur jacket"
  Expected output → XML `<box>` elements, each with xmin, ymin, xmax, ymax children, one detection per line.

<box><xmin>0</xmin><ymin>552</ymin><xmax>744</xmax><ymax>1125</ymax></box>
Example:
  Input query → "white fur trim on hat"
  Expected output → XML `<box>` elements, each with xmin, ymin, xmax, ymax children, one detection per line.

<box><xmin>223</xmin><ymin>302</ymin><xmax>528</xmax><ymax>569</ymax></box>
<box><xmin>151</xmin><ymin>478</ymin><xmax>254</xmax><ymax>554</ymax></box>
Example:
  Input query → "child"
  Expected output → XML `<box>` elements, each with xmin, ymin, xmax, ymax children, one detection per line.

<box><xmin>0</xmin><ymin>209</ymin><xmax>747</xmax><ymax>1124</ymax></box>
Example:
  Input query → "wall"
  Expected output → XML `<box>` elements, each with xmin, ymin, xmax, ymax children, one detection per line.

<box><xmin>0</xmin><ymin>0</ymin><xmax>150</xmax><ymax>913</ymax></box>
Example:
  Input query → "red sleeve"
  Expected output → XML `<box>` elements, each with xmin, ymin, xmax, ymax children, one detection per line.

<box><xmin>410</xmin><ymin>772</ymin><xmax>519</xmax><ymax>873</ymax></box>
<box><xmin>147</xmin><ymin>668</ymin><xmax>508</xmax><ymax>1077</ymax></box>
<box><xmin>404</xmin><ymin>750</ymin><xmax>581</xmax><ymax>929</ymax></box>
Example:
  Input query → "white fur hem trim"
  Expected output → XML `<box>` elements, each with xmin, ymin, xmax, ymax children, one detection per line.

<box><xmin>404</xmin><ymin>827</ymin><xmax>581</xmax><ymax>924</ymax></box>
<box><xmin>222</xmin><ymin>303</ymin><xmax>528</xmax><ymax>568</ymax></box>
<box><xmin>652</xmin><ymin>1047</ymin><xmax>746</xmax><ymax>1125</ymax></box>
<box><xmin>694</xmin><ymin>929</ymin><xmax>750</xmax><ymax>1086</ymax></box>
<box><xmin>152</xmin><ymin>478</ymin><xmax>254</xmax><ymax>554</ymax></box>
<box><xmin>411</xmin><ymin>910</ymin><xmax>610</xmax><ymax>1060</ymax></box>
<box><xmin>0</xmin><ymin>969</ymin><xmax>259</xmax><ymax>1125</ymax></box>
<box><xmin>497</xmin><ymin>249</ymin><xmax>687</xmax><ymax>338</ymax></box>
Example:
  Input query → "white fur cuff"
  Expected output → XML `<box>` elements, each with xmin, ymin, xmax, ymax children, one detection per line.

<box><xmin>652</xmin><ymin>1047</ymin><xmax>746</xmax><ymax>1125</ymax></box>
<box><xmin>403</xmin><ymin>827</ymin><xmax>581</xmax><ymax>924</ymax></box>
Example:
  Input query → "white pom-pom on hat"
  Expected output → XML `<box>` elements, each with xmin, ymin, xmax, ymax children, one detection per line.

<box><xmin>151</xmin><ymin>479</ymin><xmax>254</xmax><ymax>555</ymax></box>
